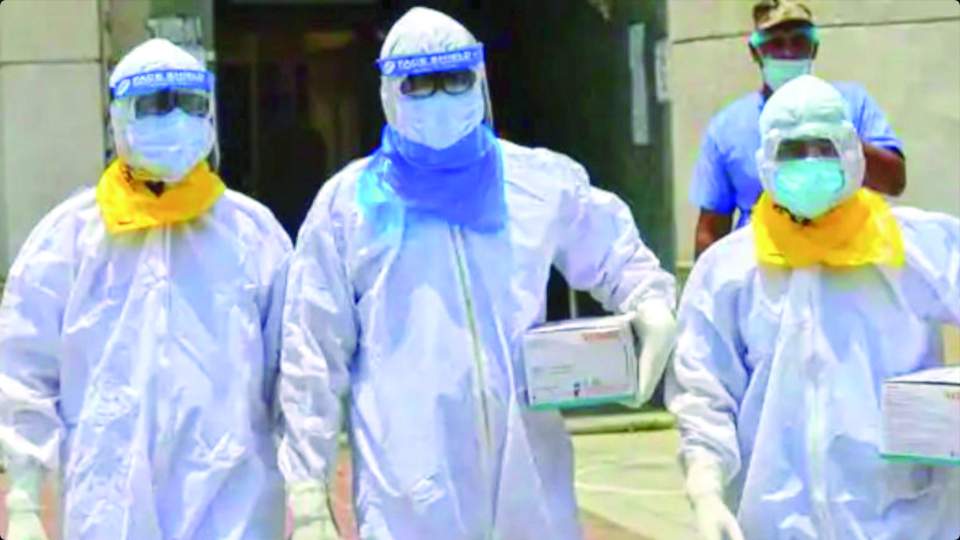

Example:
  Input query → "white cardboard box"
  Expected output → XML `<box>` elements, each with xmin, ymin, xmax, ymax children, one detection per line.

<box><xmin>521</xmin><ymin>314</ymin><xmax>638</xmax><ymax>409</ymax></box>
<box><xmin>881</xmin><ymin>366</ymin><xmax>960</xmax><ymax>466</ymax></box>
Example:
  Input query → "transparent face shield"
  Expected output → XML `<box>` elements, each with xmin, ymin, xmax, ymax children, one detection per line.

<box><xmin>757</xmin><ymin>121</ymin><xmax>865</xmax><ymax>206</ymax></box>
<box><xmin>377</xmin><ymin>44</ymin><xmax>494</xmax><ymax>136</ymax></box>
<box><xmin>108</xmin><ymin>69</ymin><xmax>219</xmax><ymax>181</ymax></box>
<box><xmin>775</xmin><ymin>137</ymin><xmax>840</xmax><ymax>161</ymax></box>
<box><xmin>749</xmin><ymin>25</ymin><xmax>819</xmax><ymax>60</ymax></box>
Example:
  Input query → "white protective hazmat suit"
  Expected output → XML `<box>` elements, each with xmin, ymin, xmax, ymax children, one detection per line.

<box><xmin>667</xmin><ymin>75</ymin><xmax>960</xmax><ymax>540</ymax></box>
<box><xmin>277</xmin><ymin>7</ymin><xmax>677</xmax><ymax>540</ymax></box>
<box><xmin>0</xmin><ymin>39</ymin><xmax>290</xmax><ymax>539</ymax></box>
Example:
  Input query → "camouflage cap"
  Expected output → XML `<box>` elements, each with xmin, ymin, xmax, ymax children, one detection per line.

<box><xmin>753</xmin><ymin>0</ymin><xmax>814</xmax><ymax>31</ymax></box>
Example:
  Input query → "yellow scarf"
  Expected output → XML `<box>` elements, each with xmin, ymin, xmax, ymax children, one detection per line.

<box><xmin>752</xmin><ymin>189</ymin><xmax>905</xmax><ymax>268</ymax></box>
<box><xmin>96</xmin><ymin>160</ymin><xmax>226</xmax><ymax>234</ymax></box>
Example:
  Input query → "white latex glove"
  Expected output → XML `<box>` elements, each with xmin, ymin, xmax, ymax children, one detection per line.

<box><xmin>686</xmin><ymin>458</ymin><xmax>745</xmax><ymax>540</ymax></box>
<box><xmin>6</xmin><ymin>464</ymin><xmax>49</xmax><ymax>540</ymax></box>
<box><xmin>692</xmin><ymin>495</ymin><xmax>744</xmax><ymax>540</ymax></box>
<box><xmin>289</xmin><ymin>481</ymin><xmax>339</xmax><ymax>540</ymax></box>
<box><xmin>624</xmin><ymin>299</ymin><xmax>677</xmax><ymax>408</ymax></box>
<box><xmin>8</xmin><ymin>512</ymin><xmax>48</xmax><ymax>540</ymax></box>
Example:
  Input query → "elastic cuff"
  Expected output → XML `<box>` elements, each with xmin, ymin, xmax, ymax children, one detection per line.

<box><xmin>684</xmin><ymin>456</ymin><xmax>725</xmax><ymax>500</ymax></box>
<box><xmin>634</xmin><ymin>299</ymin><xmax>676</xmax><ymax>320</ymax></box>
<box><xmin>619</xmin><ymin>290</ymin><xmax>675</xmax><ymax>316</ymax></box>
<box><xmin>6</xmin><ymin>463</ymin><xmax>43</xmax><ymax>512</ymax></box>
<box><xmin>6</xmin><ymin>487</ymin><xmax>41</xmax><ymax>513</ymax></box>
<box><xmin>289</xmin><ymin>481</ymin><xmax>332</xmax><ymax>525</ymax></box>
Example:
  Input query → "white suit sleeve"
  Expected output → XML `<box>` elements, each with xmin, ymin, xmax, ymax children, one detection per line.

<box><xmin>256</xmin><ymin>222</ymin><xmax>293</xmax><ymax>427</ymax></box>
<box><xmin>665</xmin><ymin>255</ymin><xmax>750</xmax><ymax>483</ymax></box>
<box><xmin>552</xmin><ymin>161</ymin><xmax>676</xmax><ymax>313</ymax></box>
<box><xmin>278</xmin><ymin>183</ymin><xmax>358</xmax><ymax>484</ymax></box>
<box><xmin>0</xmin><ymin>208</ymin><xmax>75</xmax><ymax>471</ymax></box>
<box><xmin>897</xmin><ymin>209</ymin><xmax>960</xmax><ymax>325</ymax></box>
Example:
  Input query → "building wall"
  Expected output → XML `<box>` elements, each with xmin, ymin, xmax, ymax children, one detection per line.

<box><xmin>105</xmin><ymin>0</ymin><xmax>153</xmax><ymax>65</ymax></box>
<box><xmin>667</xmin><ymin>0</ymin><xmax>960</xmax><ymax>358</ymax></box>
<box><xmin>0</xmin><ymin>0</ymin><xmax>105</xmax><ymax>272</ymax></box>
<box><xmin>668</xmin><ymin>0</ymin><xmax>960</xmax><ymax>271</ymax></box>
<box><xmin>1</xmin><ymin>1</ymin><xmax>956</xmax><ymax>281</ymax></box>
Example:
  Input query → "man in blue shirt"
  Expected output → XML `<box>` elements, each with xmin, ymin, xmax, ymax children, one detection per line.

<box><xmin>691</xmin><ymin>0</ymin><xmax>905</xmax><ymax>257</ymax></box>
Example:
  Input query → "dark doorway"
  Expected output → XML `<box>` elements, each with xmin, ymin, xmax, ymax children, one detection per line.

<box><xmin>215</xmin><ymin>1</ymin><xmax>386</xmax><ymax>239</ymax></box>
<box><xmin>215</xmin><ymin>0</ymin><xmax>674</xmax><ymax>323</ymax></box>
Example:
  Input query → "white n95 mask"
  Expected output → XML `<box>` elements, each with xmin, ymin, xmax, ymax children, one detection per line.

<box><xmin>392</xmin><ymin>85</ymin><xmax>485</xmax><ymax>150</ymax></box>
<box><xmin>118</xmin><ymin>110</ymin><xmax>214</xmax><ymax>183</ymax></box>
<box><xmin>762</xmin><ymin>58</ymin><xmax>813</xmax><ymax>91</ymax></box>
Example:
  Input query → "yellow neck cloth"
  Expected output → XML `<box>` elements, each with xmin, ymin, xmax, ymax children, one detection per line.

<box><xmin>96</xmin><ymin>160</ymin><xmax>226</xmax><ymax>234</ymax></box>
<box><xmin>752</xmin><ymin>188</ymin><xmax>905</xmax><ymax>268</ymax></box>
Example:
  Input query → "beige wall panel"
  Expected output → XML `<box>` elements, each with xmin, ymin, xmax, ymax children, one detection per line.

<box><xmin>815</xmin><ymin>22</ymin><xmax>960</xmax><ymax>217</ymax></box>
<box><xmin>0</xmin><ymin>63</ymin><xmax>104</xmax><ymax>269</ymax></box>
<box><xmin>670</xmin><ymin>13</ymin><xmax>960</xmax><ymax>267</ymax></box>
<box><xmin>669</xmin><ymin>0</ymin><xmax>957</xmax><ymax>42</ymax></box>
<box><xmin>670</xmin><ymin>36</ymin><xmax>759</xmax><ymax>266</ymax></box>
<box><xmin>0</xmin><ymin>0</ymin><xmax>99</xmax><ymax>63</ymax></box>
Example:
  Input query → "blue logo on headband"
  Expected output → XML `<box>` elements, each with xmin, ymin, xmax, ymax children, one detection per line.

<box><xmin>111</xmin><ymin>69</ymin><xmax>214</xmax><ymax>99</ymax></box>
<box><xmin>377</xmin><ymin>44</ymin><xmax>484</xmax><ymax>77</ymax></box>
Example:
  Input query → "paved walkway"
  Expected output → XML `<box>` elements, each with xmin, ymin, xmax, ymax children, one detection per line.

<box><xmin>323</xmin><ymin>426</ymin><xmax>696</xmax><ymax>539</ymax></box>
<box><xmin>1</xmin><ymin>426</ymin><xmax>694</xmax><ymax>540</ymax></box>
<box><xmin>573</xmin><ymin>429</ymin><xmax>697</xmax><ymax>539</ymax></box>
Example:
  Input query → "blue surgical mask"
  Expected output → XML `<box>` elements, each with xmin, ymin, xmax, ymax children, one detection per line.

<box><xmin>773</xmin><ymin>158</ymin><xmax>846</xmax><ymax>220</ymax></box>
<box><xmin>762</xmin><ymin>58</ymin><xmax>813</xmax><ymax>91</ymax></box>
<box><xmin>123</xmin><ymin>109</ymin><xmax>214</xmax><ymax>183</ymax></box>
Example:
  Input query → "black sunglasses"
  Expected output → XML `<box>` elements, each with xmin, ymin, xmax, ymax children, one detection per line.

<box><xmin>399</xmin><ymin>69</ymin><xmax>478</xmax><ymax>99</ymax></box>
<box><xmin>133</xmin><ymin>89</ymin><xmax>210</xmax><ymax>119</ymax></box>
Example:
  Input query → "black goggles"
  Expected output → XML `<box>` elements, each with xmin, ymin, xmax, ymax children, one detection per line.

<box><xmin>130</xmin><ymin>89</ymin><xmax>210</xmax><ymax>119</ymax></box>
<box><xmin>776</xmin><ymin>138</ymin><xmax>839</xmax><ymax>160</ymax></box>
<box><xmin>399</xmin><ymin>69</ymin><xmax>478</xmax><ymax>98</ymax></box>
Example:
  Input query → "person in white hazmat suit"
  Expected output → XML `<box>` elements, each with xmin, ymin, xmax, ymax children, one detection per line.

<box><xmin>0</xmin><ymin>39</ymin><xmax>290</xmax><ymax>539</ymax></box>
<box><xmin>278</xmin><ymin>7</ymin><xmax>678</xmax><ymax>540</ymax></box>
<box><xmin>667</xmin><ymin>74</ymin><xmax>960</xmax><ymax>540</ymax></box>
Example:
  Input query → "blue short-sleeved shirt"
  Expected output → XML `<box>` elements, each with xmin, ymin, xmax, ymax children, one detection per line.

<box><xmin>689</xmin><ymin>82</ymin><xmax>904</xmax><ymax>228</ymax></box>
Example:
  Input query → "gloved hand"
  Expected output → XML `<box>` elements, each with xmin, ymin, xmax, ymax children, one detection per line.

<box><xmin>685</xmin><ymin>458</ymin><xmax>744</xmax><ymax>540</ymax></box>
<box><xmin>289</xmin><ymin>481</ymin><xmax>339</xmax><ymax>540</ymax></box>
<box><xmin>6</xmin><ymin>464</ymin><xmax>49</xmax><ymax>540</ymax></box>
<box><xmin>624</xmin><ymin>299</ymin><xmax>677</xmax><ymax>408</ymax></box>
<box><xmin>692</xmin><ymin>495</ymin><xmax>744</xmax><ymax>540</ymax></box>
<box><xmin>8</xmin><ymin>512</ymin><xmax>47</xmax><ymax>540</ymax></box>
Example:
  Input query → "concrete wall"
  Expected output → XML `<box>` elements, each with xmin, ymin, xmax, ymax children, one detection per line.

<box><xmin>105</xmin><ymin>0</ymin><xmax>152</xmax><ymax>65</ymax></box>
<box><xmin>668</xmin><ymin>0</ymin><xmax>960</xmax><ymax>270</ymax></box>
<box><xmin>0</xmin><ymin>0</ymin><xmax>105</xmax><ymax>272</ymax></box>
<box><xmin>667</xmin><ymin>0</ymin><xmax>960</xmax><ymax>358</ymax></box>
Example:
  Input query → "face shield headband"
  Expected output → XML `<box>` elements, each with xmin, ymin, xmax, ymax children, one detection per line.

<box><xmin>376</xmin><ymin>44</ymin><xmax>485</xmax><ymax>77</ymax></box>
<box><xmin>110</xmin><ymin>69</ymin><xmax>215</xmax><ymax>100</ymax></box>
<box><xmin>109</xmin><ymin>69</ymin><xmax>218</xmax><ymax>183</ymax></box>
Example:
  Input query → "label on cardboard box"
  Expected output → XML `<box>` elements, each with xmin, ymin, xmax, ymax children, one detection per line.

<box><xmin>522</xmin><ymin>314</ymin><xmax>638</xmax><ymax>409</ymax></box>
<box><xmin>881</xmin><ymin>366</ymin><xmax>960</xmax><ymax>467</ymax></box>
